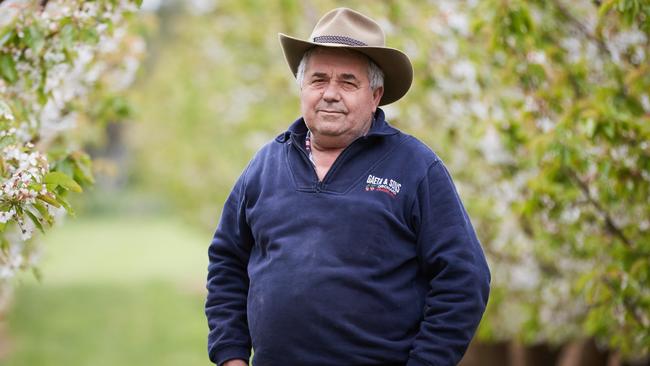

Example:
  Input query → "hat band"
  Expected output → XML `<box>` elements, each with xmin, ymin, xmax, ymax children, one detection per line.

<box><xmin>313</xmin><ymin>35</ymin><xmax>367</xmax><ymax>47</ymax></box>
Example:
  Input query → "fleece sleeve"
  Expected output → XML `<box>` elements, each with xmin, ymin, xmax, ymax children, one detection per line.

<box><xmin>407</xmin><ymin>160</ymin><xmax>491</xmax><ymax>366</ymax></box>
<box><xmin>205</xmin><ymin>171</ymin><xmax>254</xmax><ymax>365</ymax></box>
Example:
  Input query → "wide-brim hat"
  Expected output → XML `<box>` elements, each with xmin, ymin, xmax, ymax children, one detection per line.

<box><xmin>279</xmin><ymin>7</ymin><xmax>413</xmax><ymax>106</ymax></box>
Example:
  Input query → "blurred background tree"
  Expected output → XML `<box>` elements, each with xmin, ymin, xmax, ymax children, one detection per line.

<box><xmin>470</xmin><ymin>0</ymin><xmax>650</xmax><ymax>357</ymax></box>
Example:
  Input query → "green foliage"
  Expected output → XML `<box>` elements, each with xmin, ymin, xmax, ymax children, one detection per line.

<box><xmin>471</xmin><ymin>0</ymin><xmax>649</xmax><ymax>357</ymax></box>
<box><xmin>0</xmin><ymin>1</ymin><xmax>143</xmax><ymax>306</ymax></box>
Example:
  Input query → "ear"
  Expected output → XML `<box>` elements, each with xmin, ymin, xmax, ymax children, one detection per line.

<box><xmin>372</xmin><ymin>86</ymin><xmax>384</xmax><ymax>110</ymax></box>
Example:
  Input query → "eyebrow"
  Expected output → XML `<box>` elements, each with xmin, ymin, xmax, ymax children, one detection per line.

<box><xmin>339</xmin><ymin>73</ymin><xmax>360</xmax><ymax>82</ymax></box>
<box><xmin>309</xmin><ymin>72</ymin><xmax>330</xmax><ymax>79</ymax></box>
<box><xmin>309</xmin><ymin>72</ymin><xmax>361</xmax><ymax>82</ymax></box>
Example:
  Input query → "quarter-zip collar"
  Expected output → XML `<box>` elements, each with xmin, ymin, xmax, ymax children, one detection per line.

<box><xmin>278</xmin><ymin>108</ymin><xmax>404</xmax><ymax>194</ymax></box>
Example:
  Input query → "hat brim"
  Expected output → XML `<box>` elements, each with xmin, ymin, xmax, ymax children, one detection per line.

<box><xmin>279</xmin><ymin>33</ymin><xmax>413</xmax><ymax>106</ymax></box>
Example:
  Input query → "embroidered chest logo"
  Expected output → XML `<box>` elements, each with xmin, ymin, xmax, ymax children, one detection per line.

<box><xmin>365</xmin><ymin>174</ymin><xmax>402</xmax><ymax>198</ymax></box>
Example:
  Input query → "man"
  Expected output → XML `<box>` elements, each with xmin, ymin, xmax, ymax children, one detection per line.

<box><xmin>206</xmin><ymin>8</ymin><xmax>490</xmax><ymax>366</ymax></box>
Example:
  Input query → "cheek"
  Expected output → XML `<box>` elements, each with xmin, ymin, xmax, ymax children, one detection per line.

<box><xmin>348</xmin><ymin>96</ymin><xmax>373</xmax><ymax>115</ymax></box>
<box><xmin>299</xmin><ymin>95</ymin><xmax>311</xmax><ymax>114</ymax></box>
<box><xmin>300</xmin><ymin>98</ymin><xmax>314</xmax><ymax>116</ymax></box>
<box><xmin>300</xmin><ymin>91</ymin><xmax>320</xmax><ymax>109</ymax></box>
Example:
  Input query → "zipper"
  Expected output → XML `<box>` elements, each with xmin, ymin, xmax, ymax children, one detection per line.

<box><xmin>291</xmin><ymin>134</ymin><xmax>366</xmax><ymax>189</ymax></box>
<box><xmin>291</xmin><ymin>138</ymin><xmax>320</xmax><ymax>183</ymax></box>
<box><xmin>319</xmin><ymin>138</ymin><xmax>360</xmax><ymax>184</ymax></box>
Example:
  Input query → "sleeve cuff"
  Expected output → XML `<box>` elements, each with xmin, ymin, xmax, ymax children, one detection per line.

<box><xmin>213</xmin><ymin>345</ymin><xmax>250</xmax><ymax>366</ymax></box>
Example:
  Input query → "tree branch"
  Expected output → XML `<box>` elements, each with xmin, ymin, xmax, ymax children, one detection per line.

<box><xmin>566</xmin><ymin>168</ymin><xmax>632</xmax><ymax>247</ymax></box>
<box><xmin>550</xmin><ymin>0</ymin><xmax>612</xmax><ymax>59</ymax></box>
<box><xmin>603</xmin><ymin>278</ymin><xmax>648</xmax><ymax>328</ymax></box>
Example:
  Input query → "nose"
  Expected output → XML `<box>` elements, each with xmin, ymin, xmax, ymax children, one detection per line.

<box><xmin>321</xmin><ymin>81</ymin><xmax>341</xmax><ymax>102</ymax></box>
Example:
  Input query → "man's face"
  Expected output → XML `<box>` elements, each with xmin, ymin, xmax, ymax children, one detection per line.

<box><xmin>300</xmin><ymin>48</ymin><xmax>384</xmax><ymax>148</ymax></box>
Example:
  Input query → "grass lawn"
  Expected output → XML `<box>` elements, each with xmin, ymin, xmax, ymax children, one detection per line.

<box><xmin>1</xmin><ymin>215</ymin><xmax>214</xmax><ymax>366</ymax></box>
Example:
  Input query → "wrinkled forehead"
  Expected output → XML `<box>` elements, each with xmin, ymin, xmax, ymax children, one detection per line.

<box><xmin>304</xmin><ymin>47</ymin><xmax>370</xmax><ymax>78</ymax></box>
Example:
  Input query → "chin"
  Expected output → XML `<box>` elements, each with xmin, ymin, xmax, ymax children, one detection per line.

<box><xmin>319</xmin><ymin>131</ymin><xmax>344</xmax><ymax>138</ymax></box>
<box><xmin>312</xmin><ymin>121</ymin><xmax>343</xmax><ymax>133</ymax></box>
<box><xmin>312</xmin><ymin>125</ymin><xmax>341</xmax><ymax>136</ymax></box>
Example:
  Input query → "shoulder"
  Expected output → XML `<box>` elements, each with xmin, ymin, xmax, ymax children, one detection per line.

<box><xmin>392</xmin><ymin>130</ymin><xmax>442</xmax><ymax>171</ymax></box>
<box><xmin>247</xmin><ymin>138</ymin><xmax>286</xmax><ymax>168</ymax></box>
<box><xmin>239</xmin><ymin>134</ymin><xmax>293</xmax><ymax>189</ymax></box>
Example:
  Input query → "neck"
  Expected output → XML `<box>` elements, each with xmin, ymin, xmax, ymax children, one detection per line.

<box><xmin>309</xmin><ymin>118</ymin><xmax>374</xmax><ymax>151</ymax></box>
<box><xmin>310</xmin><ymin>135</ymin><xmax>351</xmax><ymax>153</ymax></box>
<box><xmin>309</xmin><ymin>137</ymin><xmax>344</xmax><ymax>182</ymax></box>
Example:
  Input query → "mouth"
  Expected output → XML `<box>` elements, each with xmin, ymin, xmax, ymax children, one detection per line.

<box><xmin>318</xmin><ymin>110</ymin><xmax>345</xmax><ymax>114</ymax></box>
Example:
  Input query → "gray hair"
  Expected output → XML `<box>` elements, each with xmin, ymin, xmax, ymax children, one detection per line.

<box><xmin>296</xmin><ymin>47</ymin><xmax>385</xmax><ymax>91</ymax></box>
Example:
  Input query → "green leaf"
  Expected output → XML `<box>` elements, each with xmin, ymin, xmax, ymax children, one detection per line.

<box><xmin>598</xmin><ymin>0</ymin><xmax>618</xmax><ymax>17</ymax></box>
<box><xmin>33</xmin><ymin>201</ymin><xmax>53</xmax><ymax>225</ymax></box>
<box><xmin>80</xmin><ymin>28</ymin><xmax>100</xmax><ymax>44</ymax></box>
<box><xmin>60</xmin><ymin>23</ymin><xmax>75</xmax><ymax>48</ymax></box>
<box><xmin>0</xmin><ymin>135</ymin><xmax>14</xmax><ymax>151</ymax></box>
<box><xmin>584</xmin><ymin>118</ymin><xmax>596</xmax><ymax>138</ymax></box>
<box><xmin>0</xmin><ymin>99</ymin><xmax>13</xmax><ymax>120</ymax></box>
<box><xmin>25</xmin><ymin>25</ymin><xmax>46</xmax><ymax>55</ymax></box>
<box><xmin>25</xmin><ymin>209</ymin><xmax>45</xmax><ymax>234</ymax></box>
<box><xmin>59</xmin><ymin>23</ymin><xmax>77</xmax><ymax>61</ymax></box>
<box><xmin>37</xmin><ymin>194</ymin><xmax>61</xmax><ymax>208</ymax></box>
<box><xmin>43</xmin><ymin>171</ymin><xmax>83</xmax><ymax>193</ymax></box>
<box><xmin>0</xmin><ymin>53</ymin><xmax>18</xmax><ymax>83</ymax></box>
<box><xmin>31</xmin><ymin>266</ymin><xmax>43</xmax><ymax>282</ymax></box>
<box><xmin>70</xmin><ymin>151</ymin><xmax>95</xmax><ymax>186</ymax></box>
<box><xmin>37</xmin><ymin>67</ymin><xmax>49</xmax><ymax>106</ymax></box>
<box><xmin>0</xmin><ymin>30</ymin><xmax>14</xmax><ymax>48</ymax></box>
<box><xmin>57</xmin><ymin>157</ymin><xmax>75</xmax><ymax>176</ymax></box>
<box><xmin>604</xmin><ymin>123</ymin><xmax>615</xmax><ymax>139</ymax></box>
<box><xmin>58</xmin><ymin>197</ymin><xmax>75</xmax><ymax>216</ymax></box>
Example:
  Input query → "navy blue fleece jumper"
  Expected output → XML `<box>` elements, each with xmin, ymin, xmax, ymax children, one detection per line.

<box><xmin>206</xmin><ymin>109</ymin><xmax>490</xmax><ymax>366</ymax></box>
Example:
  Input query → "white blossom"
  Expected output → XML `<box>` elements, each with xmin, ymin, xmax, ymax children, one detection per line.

<box><xmin>606</xmin><ymin>29</ymin><xmax>647</xmax><ymax>65</ymax></box>
<box><xmin>0</xmin><ymin>208</ymin><xmax>16</xmax><ymax>224</ymax></box>
<box><xmin>641</xmin><ymin>94</ymin><xmax>650</xmax><ymax>113</ymax></box>
<box><xmin>451</xmin><ymin>59</ymin><xmax>476</xmax><ymax>81</ymax></box>
<box><xmin>640</xmin><ymin>220</ymin><xmax>650</xmax><ymax>231</ymax></box>
<box><xmin>560</xmin><ymin>37</ymin><xmax>582</xmax><ymax>63</ymax></box>
<box><xmin>140</xmin><ymin>0</ymin><xmax>163</xmax><ymax>12</ymax></box>
<box><xmin>469</xmin><ymin>100</ymin><xmax>488</xmax><ymax>120</ymax></box>
<box><xmin>0</xmin><ymin>101</ymin><xmax>13</xmax><ymax>120</ymax></box>
<box><xmin>560</xmin><ymin>206</ymin><xmax>581</xmax><ymax>224</ymax></box>
<box><xmin>527</xmin><ymin>50</ymin><xmax>547</xmax><ymax>65</ymax></box>
<box><xmin>186</xmin><ymin>0</ymin><xmax>217</xmax><ymax>15</ymax></box>
<box><xmin>536</xmin><ymin>116</ymin><xmax>555</xmax><ymax>133</ymax></box>
<box><xmin>480</xmin><ymin>125</ymin><xmax>514</xmax><ymax>164</ymax></box>
<box><xmin>0</xmin><ymin>0</ymin><xmax>144</xmax><ymax>297</ymax></box>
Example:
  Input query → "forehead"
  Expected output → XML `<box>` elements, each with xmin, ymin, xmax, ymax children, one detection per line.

<box><xmin>305</xmin><ymin>48</ymin><xmax>369</xmax><ymax>79</ymax></box>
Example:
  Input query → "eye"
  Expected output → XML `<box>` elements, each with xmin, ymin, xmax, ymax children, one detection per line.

<box><xmin>341</xmin><ymin>81</ymin><xmax>359</xmax><ymax>90</ymax></box>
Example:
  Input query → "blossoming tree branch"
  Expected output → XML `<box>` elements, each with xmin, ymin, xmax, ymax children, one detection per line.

<box><xmin>0</xmin><ymin>0</ymin><xmax>143</xmax><ymax>294</ymax></box>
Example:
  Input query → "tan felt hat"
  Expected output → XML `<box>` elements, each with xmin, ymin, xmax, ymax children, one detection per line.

<box><xmin>279</xmin><ymin>7</ymin><xmax>413</xmax><ymax>106</ymax></box>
